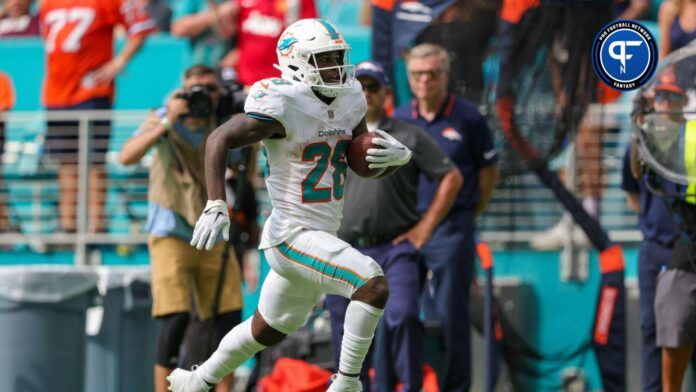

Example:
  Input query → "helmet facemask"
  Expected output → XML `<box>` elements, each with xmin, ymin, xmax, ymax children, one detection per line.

<box><xmin>305</xmin><ymin>49</ymin><xmax>355</xmax><ymax>98</ymax></box>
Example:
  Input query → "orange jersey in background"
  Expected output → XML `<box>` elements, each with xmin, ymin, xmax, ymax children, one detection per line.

<box><xmin>0</xmin><ymin>72</ymin><xmax>15</xmax><ymax>111</ymax></box>
<box><xmin>40</xmin><ymin>0</ymin><xmax>155</xmax><ymax>107</ymax></box>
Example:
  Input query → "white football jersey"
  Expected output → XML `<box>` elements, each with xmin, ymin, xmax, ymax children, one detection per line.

<box><xmin>245</xmin><ymin>78</ymin><xmax>367</xmax><ymax>249</ymax></box>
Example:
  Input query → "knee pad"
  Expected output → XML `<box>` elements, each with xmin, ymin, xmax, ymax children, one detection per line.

<box><xmin>156</xmin><ymin>312</ymin><xmax>190</xmax><ymax>368</ymax></box>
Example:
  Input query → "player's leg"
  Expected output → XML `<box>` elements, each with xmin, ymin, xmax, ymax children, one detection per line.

<box><xmin>269</xmin><ymin>230</ymin><xmax>387</xmax><ymax>391</ymax></box>
<box><xmin>168</xmin><ymin>267</ymin><xmax>322</xmax><ymax>391</ymax></box>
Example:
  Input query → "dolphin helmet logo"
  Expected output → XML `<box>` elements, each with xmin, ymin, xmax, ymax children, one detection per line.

<box><xmin>277</xmin><ymin>36</ymin><xmax>299</xmax><ymax>57</ymax></box>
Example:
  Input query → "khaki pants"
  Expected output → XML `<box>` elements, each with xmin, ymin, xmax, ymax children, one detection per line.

<box><xmin>149</xmin><ymin>236</ymin><xmax>242</xmax><ymax>320</ymax></box>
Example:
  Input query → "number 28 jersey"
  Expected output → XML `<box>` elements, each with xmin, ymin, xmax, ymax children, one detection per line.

<box><xmin>244</xmin><ymin>78</ymin><xmax>366</xmax><ymax>249</ymax></box>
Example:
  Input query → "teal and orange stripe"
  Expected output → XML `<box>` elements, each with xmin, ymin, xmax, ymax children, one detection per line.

<box><xmin>277</xmin><ymin>242</ymin><xmax>367</xmax><ymax>289</ymax></box>
<box><xmin>316</xmin><ymin>19</ymin><xmax>339</xmax><ymax>40</ymax></box>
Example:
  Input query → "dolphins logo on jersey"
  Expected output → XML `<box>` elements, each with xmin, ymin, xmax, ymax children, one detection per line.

<box><xmin>277</xmin><ymin>36</ymin><xmax>299</xmax><ymax>57</ymax></box>
<box><xmin>251</xmin><ymin>90</ymin><xmax>267</xmax><ymax>100</ymax></box>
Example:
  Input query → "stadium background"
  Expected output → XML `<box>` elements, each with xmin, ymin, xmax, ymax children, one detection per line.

<box><xmin>0</xmin><ymin>0</ymin><xmax>678</xmax><ymax>391</ymax></box>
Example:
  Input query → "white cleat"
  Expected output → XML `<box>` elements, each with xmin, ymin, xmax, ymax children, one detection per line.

<box><xmin>327</xmin><ymin>374</ymin><xmax>362</xmax><ymax>392</ymax></box>
<box><xmin>166</xmin><ymin>368</ymin><xmax>211</xmax><ymax>392</ymax></box>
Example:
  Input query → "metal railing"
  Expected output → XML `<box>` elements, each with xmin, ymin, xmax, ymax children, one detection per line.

<box><xmin>0</xmin><ymin>110</ymin><xmax>151</xmax><ymax>264</ymax></box>
<box><xmin>0</xmin><ymin>105</ymin><xmax>642</xmax><ymax>263</ymax></box>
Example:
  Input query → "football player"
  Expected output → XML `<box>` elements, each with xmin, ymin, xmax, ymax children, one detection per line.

<box><xmin>167</xmin><ymin>19</ymin><xmax>412</xmax><ymax>392</ymax></box>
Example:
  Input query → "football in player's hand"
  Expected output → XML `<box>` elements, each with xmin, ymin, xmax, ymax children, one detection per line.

<box><xmin>347</xmin><ymin>132</ymin><xmax>385</xmax><ymax>178</ymax></box>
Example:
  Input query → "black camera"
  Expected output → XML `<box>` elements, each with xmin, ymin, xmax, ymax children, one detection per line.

<box><xmin>177</xmin><ymin>85</ymin><xmax>214</xmax><ymax>118</ymax></box>
<box><xmin>217</xmin><ymin>67</ymin><xmax>247</xmax><ymax>123</ymax></box>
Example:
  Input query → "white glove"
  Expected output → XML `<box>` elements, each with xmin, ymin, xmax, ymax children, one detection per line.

<box><xmin>366</xmin><ymin>129</ymin><xmax>412</xmax><ymax>169</ymax></box>
<box><xmin>190</xmin><ymin>200</ymin><xmax>230</xmax><ymax>251</ymax></box>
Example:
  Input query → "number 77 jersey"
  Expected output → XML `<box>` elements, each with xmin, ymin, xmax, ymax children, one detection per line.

<box><xmin>40</xmin><ymin>0</ymin><xmax>155</xmax><ymax>107</ymax></box>
<box><xmin>245</xmin><ymin>78</ymin><xmax>367</xmax><ymax>249</ymax></box>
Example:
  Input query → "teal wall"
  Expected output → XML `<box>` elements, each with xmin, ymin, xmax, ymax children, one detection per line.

<box><xmin>0</xmin><ymin>26</ymin><xmax>371</xmax><ymax>111</ymax></box>
<box><xmin>0</xmin><ymin>35</ymin><xmax>189</xmax><ymax>111</ymax></box>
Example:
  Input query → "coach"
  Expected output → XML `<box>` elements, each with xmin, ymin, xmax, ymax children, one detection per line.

<box><xmin>325</xmin><ymin>60</ymin><xmax>463</xmax><ymax>392</ymax></box>
<box><xmin>394</xmin><ymin>43</ymin><xmax>499</xmax><ymax>391</ymax></box>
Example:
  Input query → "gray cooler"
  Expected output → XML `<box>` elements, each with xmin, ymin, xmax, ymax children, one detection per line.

<box><xmin>0</xmin><ymin>265</ymin><xmax>98</xmax><ymax>392</ymax></box>
<box><xmin>84</xmin><ymin>266</ymin><xmax>158</xmax><ymax>392</ymax></box>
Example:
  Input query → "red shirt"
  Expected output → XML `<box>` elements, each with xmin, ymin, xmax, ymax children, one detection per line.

<box><xmin>235</xmin><ymin>0</ymin><xmax>317</xmax><ymax>86</ymax></box>
<box><xmin>0</xmin><ymin>15</ymin><xmax>40</xmax><ymax>37</ymax></box>
<box><xmin>40</xmin><ymin>0</ymin><xmax>156</xmax><ymax>107</ymax></box>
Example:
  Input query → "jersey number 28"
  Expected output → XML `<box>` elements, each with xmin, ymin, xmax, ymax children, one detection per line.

<box><xmin>301</xmin><ymin>140</ymin><xmax>350</xmax><ymax>203</ymax></box>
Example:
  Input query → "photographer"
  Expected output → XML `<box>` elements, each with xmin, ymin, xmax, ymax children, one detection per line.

<box><xmin>119</xmin><ymin>64</ymin><xmax>243</xmax><ymax>392</ymax></box>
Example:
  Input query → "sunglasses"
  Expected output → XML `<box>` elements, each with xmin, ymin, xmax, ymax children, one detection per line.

<box><xmin>361</xmin><ymin>82</ymin><xmax>381</xmax><ymax>93</ymax></box>
<box><xmin>655</xmin><ymin>92</ymin><xmax>685</xmax><ymax>105</ymax></box>
<box><xmin>408</xmin><ymin>69</ymin><xmax>443</xmax><ymax>80</ymax></box>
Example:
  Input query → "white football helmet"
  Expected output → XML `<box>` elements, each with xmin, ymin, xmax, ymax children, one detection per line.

<box><xmin>275</xmin><ymin>18</ymin><xmax>354</xmax><ymax>98</ymax></box>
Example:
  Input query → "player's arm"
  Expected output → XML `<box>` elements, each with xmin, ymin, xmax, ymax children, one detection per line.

<box><xmin>192</xmin><ymin>113</ymin><xmax>284</xmax><ymax>250</ymax></box>
<box><xmin>205</xmin><ymin>113</ymin><xmax>285</xmax><ymax>200</ymax></box>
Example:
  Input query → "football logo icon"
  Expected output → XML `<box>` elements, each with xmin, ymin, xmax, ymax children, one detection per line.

<box><xmin>591</xmin><ymin>20</ymin><xmax>658</xmax><ymax>91</ymax></box>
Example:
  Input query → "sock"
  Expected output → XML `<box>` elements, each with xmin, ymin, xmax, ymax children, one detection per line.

<box><xmin>196</xmin><ymin>317</ymin><xmax>265</xmax><ymax>384</ymax></box>
<box><xmin>582</xmin><ymin>196</ymin><xmax>599</xmax><ymax>218</ymax></box>
<box><xmin>339</xmin><ymin>300</ymin><xmax>384</xmax><ymax>376</ymax></box>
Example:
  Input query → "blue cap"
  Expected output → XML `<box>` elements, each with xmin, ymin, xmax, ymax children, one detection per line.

<box><xmin>355</xmin><ymin>60</ymin><xmax>390</xmax><ymax>86</ymax></box>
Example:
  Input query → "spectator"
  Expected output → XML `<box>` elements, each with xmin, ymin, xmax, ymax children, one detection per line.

<box><xmin>217</xmin><ymin>0</ymin><xmax>318</xmax><ymax>87</ymax></box>
<box><xmin>119</xmin><ymin>64</ymin><xmax>244</xmax><ymax>392</ymax></box>
<box><xmin>622</xmin><ymin>138</ymin><xmax>680</xmax><ymax>392</ymax></box>
<box><xmin>39</xmin><ymin>0</ymin><xmax>155</xmax><ymax>234</ymax></box>
<box><xmin>659</xmin><ymin>0</ymin><xmax>696</xmax><ymax>60</ymax></box>
<box><xmin>0</xmin><ymin>0</ymin><xmax>39</xmax><ymax>37</ymax></box>
<box><xmin>137</xmin><ymin>0</ymin><xmax>172</xmax><ymax>32</ymax></box>
<box><xmin>0</xmin><ymin>71</ymin><xmax>14</xmax><ymax>234</ymax></box>
<box><xmin>415</xmin><ymin>0</ymin><xmax>500</xmax><ymax>104</ymax></box>
<box><xmin>325</xmin><ymin>60</ymin><xmax>462</xmax><ymax>392</ymax></box>
<box><xmin>170</xmin><ymin>0</ymin><xmax>236</xmax><ymax>67</ymax></box>
<box><xmin>394</xmin><ymin>43</ymin><xmax>499</xmax><ymax>392</ymax></box>
<box><xmin>633</xmin><ymin>72</ymin><xmax>696</xmax><ymax>392</ymax></box>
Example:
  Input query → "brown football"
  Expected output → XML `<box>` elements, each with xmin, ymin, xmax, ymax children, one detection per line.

<box><xmin>347</xmin><ymin>132</ymin><xmax>385</xmax><ymax>178</ymax></box>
